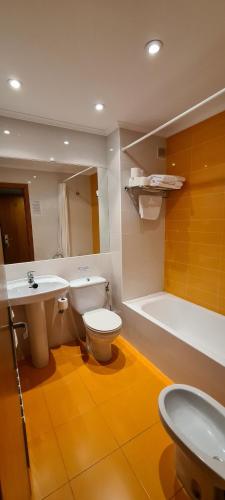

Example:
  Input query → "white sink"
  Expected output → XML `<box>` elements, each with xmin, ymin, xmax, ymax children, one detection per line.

<box><xmin>7</xmin><ymin>274</ymin><xmax>69</xmax><ymax>369</ymax></box>
<box><xmin>7</xmin><ymin>274</ymin><xmax>69</xmax><ymax>306</ymax></box>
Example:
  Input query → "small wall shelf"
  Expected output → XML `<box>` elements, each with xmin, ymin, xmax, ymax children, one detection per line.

<box><xmin>125</xmin><ymin>185</ymin><xmax>174</xmax><ymax>213</ymax></box>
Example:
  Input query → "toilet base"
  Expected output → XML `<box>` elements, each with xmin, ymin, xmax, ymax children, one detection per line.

<box><xmin>175</xmin><ymin>446</ymin><xmax>225</xmax><ymax>500</ymax></box>
<box><xmin>88</xmin><ymin>335</ymin><xmax>112</xmax><ymax>363</ymax></box>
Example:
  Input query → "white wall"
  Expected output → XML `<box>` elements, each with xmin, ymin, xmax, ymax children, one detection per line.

<box><xmin>67</xmin><ymin>175</ymin><xmax>93</xmax><ymax>256</ymax></box>
<box><xmin>120</xmin><ymin>129</ymin><xmax>166</xmax><ymax>300</ymax></box>
<box><xmin>97</xmin><ymin>167</ymin><xmax>110</xmax><ymax>253</ymax></box>
<box><xmin>106</xmin><ymin>128</ymin><xmax>166</xmax><ymax>308</ymax></box>
<box><xmin>5</xmin><ymin>253</ymin><xmax>112</xmax><ymax>349</ymax></box>
<box><xmin>107</xmin><ymin>130</ymin><xmax>122</xmax><ymax>310</ymax></box>
<box><xmin>0</xmin><ymin>116</ymin><xmax>106</xmax><ymax>168</ymax></box>
<box><xmin>0</xmin><ymin>165</ymin><xmax>64</xmax><ymax>260</ymax></box>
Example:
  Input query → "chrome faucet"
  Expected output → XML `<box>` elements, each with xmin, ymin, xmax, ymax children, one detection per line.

<box><xmin>27</xmin><ymin>271</ymin><xmax>35</xmax><ymax>286</ymax></box>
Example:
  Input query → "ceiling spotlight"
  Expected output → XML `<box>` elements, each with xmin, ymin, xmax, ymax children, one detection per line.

<box><xmin>33</xmin><ymin>175</ymin><xmax>37</xmax><ymax>179</ymax></box>
<box><xmin>109</xmin><ymin>148</ymin><xmax>114</xmax><ymax>152</ymax></box>
<box><xmin>8</xmin><ymin>78</ymin><xmax>22</xmax><ymax>90</ymax></box>
<box><xmin>3</xmin><ymin>129</ymin><xmax>11</xmax><ymax>135</ymax></box>
<box><xmin>145</xmin><ymin>40</ymin><xmax>163</xmax><ymax>56</ymax></box>
<box><xmin>95</xmin><ymin>103</ymin><xmax>104</xmax><ymax>111</ymax></box>
<box><xmin>64</xmin><ymin>140</ymin><xmax>69</xmax><ymax>145</ymax></box>
<box><xmin>50</xmin><ymin>157</ymin><xmax>55</xmax><ymax>162</ymax></box>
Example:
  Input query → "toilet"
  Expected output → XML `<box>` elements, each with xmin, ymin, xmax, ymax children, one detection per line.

<box><xmin>69</xmin><ymin>276</ymin><xmax>122</xmax><ymax>362</ymax></box>
<box><xmin>159</xmin><ymin>384</ymin><xmax>225</xmax><ymax>499</ymax></box>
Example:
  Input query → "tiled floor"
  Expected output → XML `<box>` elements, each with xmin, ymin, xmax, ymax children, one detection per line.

<box><xmin>19</xmin><ymin>337</ymin><xmax>190</xmax><ymax>500</ymax></box>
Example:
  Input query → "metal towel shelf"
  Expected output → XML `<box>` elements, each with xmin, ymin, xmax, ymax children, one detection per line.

<box><xmin>125</xmin><ymin>185</ymin><xmax>175</xmax><ymax>213</ymax></box>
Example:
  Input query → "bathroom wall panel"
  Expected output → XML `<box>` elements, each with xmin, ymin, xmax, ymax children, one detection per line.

<box><xmin>107</xmin><ymin>130</ymin><xmax>123</xmax><ymax>310</ymax></box>
<box><xmin>120</xmin><ymin>129</ymin><xmax>166</xmax><ymax>300</ymax></box>
<box><xmin>165</xmin><ymin>110</ymin><xmax>225</xmax><ymax>314</ymax></box>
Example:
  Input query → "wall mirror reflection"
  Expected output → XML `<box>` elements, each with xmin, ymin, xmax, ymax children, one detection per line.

<box><xmin>0</xmin><ymin>158</ymin><xmax>109</xmax><ymax>263</ymax></box>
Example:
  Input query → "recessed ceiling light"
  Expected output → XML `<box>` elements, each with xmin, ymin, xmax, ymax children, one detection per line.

<box><xmin>8</xmin><ymin>78</ymin><xmax>22</xmax><ymax>90</ymax></box>
<box><xmin>95</xmin><ymin>103</ymin><xmax>104</xmax><ymax>111</ymax></box>
<box><xmin>50</xmin><ymin>157</ymin><xmax>55</xmax><ymax>162</ymax></box>
<box><xmin>109</xmin><ymin>148</ymin><xmax>114</xmax><ymax>152</ymax></box>
<box><xmin>3</xmin><ymin>129</ymin><xmax>11</xmax><ymax>135</ymax></box>
<box><xmin>64</xmin><ymin>140</ymin><xmax>69</xmax><ymax>145</ymax></box>
<box><xmin>33</xmin><ymin>175</ymin><xmax>37</xmax><ymax>179</ymax></box>
<box><xmin>172</xmin><ymin>162</ymin><xmax>176</xmax><ymax>167</ymax></box>
<box><xmin>145</xmin><ymin>40</ymin><xmax>163</xmax><ymax>56</ymax></box>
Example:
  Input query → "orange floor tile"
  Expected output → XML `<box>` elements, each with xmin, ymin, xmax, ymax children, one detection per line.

<box><xmin>20</xmin><ymin>337</ymin><xmax>190</xmax><ymax>500</ymax></box>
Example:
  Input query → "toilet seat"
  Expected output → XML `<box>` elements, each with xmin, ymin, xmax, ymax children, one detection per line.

<box><xmin>83</xmin><ymin>308</ymin><xmax>122</xmax><ymax>334</ymax></box>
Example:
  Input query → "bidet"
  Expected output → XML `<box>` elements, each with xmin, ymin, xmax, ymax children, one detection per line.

<box><xmin>159</xmin><ymin>384</ymin><xmax>225</xmax><ymax>500</ymax></box>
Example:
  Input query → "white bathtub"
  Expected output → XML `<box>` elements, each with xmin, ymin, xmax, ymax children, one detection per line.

<box><xmin>123</xmin><ymin>292</ymin><xmax>225</xmax><ymax>405</ymax></box>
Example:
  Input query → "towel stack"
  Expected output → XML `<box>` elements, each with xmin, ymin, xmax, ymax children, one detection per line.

<box><xmin>148</xmin><ymin>175</ymin><xmax>185</xmax><ymax>189</ymax></box>
<box><xmin>128</xmin><ymin>169</ymin><xmax>185</xmax><ymax>190</ymax></box>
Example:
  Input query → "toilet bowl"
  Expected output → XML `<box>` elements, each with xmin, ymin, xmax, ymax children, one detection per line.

<box><xmin>69</xmin><ymin>277</ymin><xmax>122</xmax><ymax>363</ymax></box>
<box><xmin>83</xmin><ymin>308</ymin><xmax>122</xmax><ymax>362</ymax></box>
<box><xmin>159</xmin><ymin>384</ymin><xmax>225</xmax><ymax>499</ymax></box>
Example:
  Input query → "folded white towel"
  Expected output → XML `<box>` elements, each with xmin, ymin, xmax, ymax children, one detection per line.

<box><xmin>148</xmin><ymin>174</ymin><xmax>185</xmax><ymax>184</ymax></box>
<box><xmin>139</xmin><ymin>195</ymin><xmax>162</xmax><ymax>220</ymax></box>
<box><xmin>149</xmin><ymin>180</ymin><xmax>183</xmax><ymax>189</ymax></box>
<box><xmin>129</xmin><ymin>176</ymin><xmax>149</xmax><ymax>187</ymax></box>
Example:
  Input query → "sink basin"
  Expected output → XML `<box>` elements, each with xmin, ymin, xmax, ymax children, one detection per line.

<box><xmin>7</xmin><ymin>274</ymin><xmax>69</xmax><ymax>369</ymax></box>
<box><xmin>7</xmin><ymin>274</ymin><xmax>69</xmax><ymax>306</ymax></box>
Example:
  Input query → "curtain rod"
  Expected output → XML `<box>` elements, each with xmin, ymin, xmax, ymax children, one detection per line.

<box><xmin>63</xmin><ymin>166</ymin><xmax>94</xmax><ymax>183</ymax></box>
<box><xmin>121</xmin><ymin>87</ymin><xmax>225</xmax><ymax>152</ymax></box>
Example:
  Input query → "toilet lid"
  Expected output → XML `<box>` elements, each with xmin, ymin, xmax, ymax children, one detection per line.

<box><xmin>83</xmin><ymin>308</ymin><xmax>122</xmax><ymax>333</ymax></box>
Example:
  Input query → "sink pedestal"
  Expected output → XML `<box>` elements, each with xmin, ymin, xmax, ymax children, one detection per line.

<box><xmin>25</xmin><ymin>301</ymin><xmax>49</xmax><ymax>368</ymax></box>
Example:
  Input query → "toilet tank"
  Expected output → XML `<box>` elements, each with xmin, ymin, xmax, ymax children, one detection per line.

<box><xmin>69</xmin><ymin>276</ymin><xmax>107</xmax><ymax>315</ymax></box>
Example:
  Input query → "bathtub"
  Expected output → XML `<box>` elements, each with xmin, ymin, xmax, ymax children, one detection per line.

<box><xmin>123</xmin><ymin>292</ymin><xmax>225</xmax><ymax>405</ymax></box>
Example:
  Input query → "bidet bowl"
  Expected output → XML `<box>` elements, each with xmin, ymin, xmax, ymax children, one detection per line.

<box><xmin>159</xmin><ymin>384</ymin><xmax>225</xmax><ymax>492</ymax></box>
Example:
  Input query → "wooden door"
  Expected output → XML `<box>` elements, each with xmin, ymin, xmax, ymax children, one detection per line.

<box><xmin>0</xmin><ymin>265</ymin><xmax>31</xmax><ymax>499</ymax></box>
<box><xmin>0</xmin><ymin>184</ymin><xmax>34</xmax><ymax>264</ymax></box>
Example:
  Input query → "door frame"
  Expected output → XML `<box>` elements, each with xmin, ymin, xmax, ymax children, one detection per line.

<box><xmin>0</xmin><ymin>182</ymin><xmax>34</xmax><ymax>262</ymax></box>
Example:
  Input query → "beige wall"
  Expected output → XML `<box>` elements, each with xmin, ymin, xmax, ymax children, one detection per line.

<box><xmin>120</xmin><ymin>129</ymin><xmax>166</xmax><ymax>300</ymax></box>
<box><xmin>67</xmin><ymin>175</ymin><xmax>93</xmax><ymax>256</ymax></box>
<box><xmin>107</xmin><ymin>129</ymin><xmax>122</xmax><ymax>310</ymax></box>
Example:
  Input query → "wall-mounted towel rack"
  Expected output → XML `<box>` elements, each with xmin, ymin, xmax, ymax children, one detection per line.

<box><xmin>125</xmin><ymin>185</ymin><xmax>174</xmax><ymax>213</ymax></box>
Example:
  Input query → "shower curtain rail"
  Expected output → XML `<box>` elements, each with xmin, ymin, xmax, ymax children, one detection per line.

<box><xmin>121</xmin><ymin>87</ymin><xmax>225</xmax><ymax>152</ymax></box>
<box><xmin>63</xmin><ymin>166</ymin><xmax>95</xmax><ymax>183</ymax></box>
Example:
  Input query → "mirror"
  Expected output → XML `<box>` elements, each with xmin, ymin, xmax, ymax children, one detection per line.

<box><xmin>0</xmin><ymin>157</ymin><xmax>109</xmax><ymax>264</ymax></box>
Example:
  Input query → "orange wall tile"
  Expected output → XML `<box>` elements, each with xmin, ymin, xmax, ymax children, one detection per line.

<box><xmin>165</xmin><ymin>110</ymin><xmax>225</xmax><ymax>314</ymax></box>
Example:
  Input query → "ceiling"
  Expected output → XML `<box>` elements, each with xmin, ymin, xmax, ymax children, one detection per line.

<box><xmin>0</xmin><ymin>0</ymin><xmax>225</xmax><ymax>135</ymax></box>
